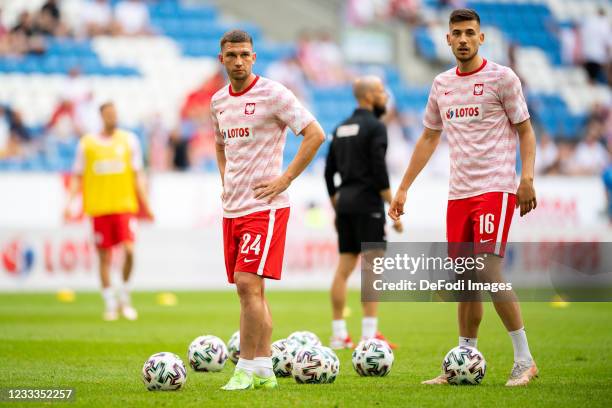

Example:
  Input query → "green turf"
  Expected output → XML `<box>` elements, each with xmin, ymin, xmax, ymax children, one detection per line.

<box><xmin>1</xmin><ymin>292</ymin><xmax>611</xmax><ymax>407</ymax></box>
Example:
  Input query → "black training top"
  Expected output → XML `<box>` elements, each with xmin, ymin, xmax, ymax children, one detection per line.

<box><xmin>324</xmin><ymin>108</ymin><xmax>390</xmax><ymax>214</ymax></box>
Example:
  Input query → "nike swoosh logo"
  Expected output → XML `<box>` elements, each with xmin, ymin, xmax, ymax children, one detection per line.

<box><xmin>219</xmin><ymin>110</ymin><xmax>225</xmax><ymax>115</ymax></box>
<box><xmin>480</xmin><ymin>239</ymin><xmax>493</xmax><ymax>243</ymax></box>
<box><xmin>244</xmin><ymin>258</ymin><xmax>258</xmax><ymax>263</ymax></box>
<box><xmin>444</xmin><ymin>90</ymin><xmax>454</xmax><ymax>95</ymax></box>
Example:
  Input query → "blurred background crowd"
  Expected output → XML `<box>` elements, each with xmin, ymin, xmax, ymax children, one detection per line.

<box><xmin>0</xmin><ymin>0</ymin><xmax>609</xmax><ymax>186</ymax></box>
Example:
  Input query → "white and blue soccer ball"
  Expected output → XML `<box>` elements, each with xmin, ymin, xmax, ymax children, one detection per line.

<box><xmin>442</xmin><ymin>346</ymin><xmax>486</xmax><ymax>385</ymax></box>
<box><xmin>227</xmin><ymin>331</ymin><xmax>240</xmax><ymax>364</ymax></box>
<box><xmin>188</xmin><ymin>335</ymin><xmax>228</xmax><ymax>372</ymax></box>
<box><xmin>352</xmin><ymin>339</ymin><xmax>394</xmax><ymax>377</ymax></box>
<box><xmin>292</xmin><ymin>345</ymin><xmax>339</xmax><ymax>384</ymax></box>
<box><xmin>142</xmin><ymin>352</ymin><xmax>187</xmax><ymax>391</ymax></box>
<box><xmin>287</xmin><ymin>331</ymin><xmax>322</xmax><ymax>347</ymax></box>
<box><xmin>271</xmin><ymin>338</ymin><xmax>301</xmax><ymax>377</ymax></box>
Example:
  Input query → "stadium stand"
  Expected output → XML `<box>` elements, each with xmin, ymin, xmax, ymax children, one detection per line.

<box><xmin>0</xmin><ymin>0</ymin><xmax>609</xmax><ymax>176</ymax></box>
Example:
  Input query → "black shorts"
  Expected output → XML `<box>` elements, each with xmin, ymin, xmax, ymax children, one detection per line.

<box><xmin>336</xmin><ymin>213</ymin><xmax>386</xmax><ymax>254</ymax></box>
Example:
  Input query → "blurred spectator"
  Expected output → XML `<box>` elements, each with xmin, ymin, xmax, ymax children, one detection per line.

<box><xmin>603</xmin><ymin>164</ymin><xmax>612</xmax><ymax>222</ymax></box>
<box><xmin>579</xmin><ymin>8</ymin><xmax>611</xmax><ymax>84</ymax></box>
<box><xmin>266</xmin><ymin>53</ymin><xmax>310</xmax><ymax>105</ymax></box>
<box><xmin>175</xmin><ymin>71</ymin><xmax>227</xmax><ymax>170</ymax></box>
<box><xmin>46</xmin><ymin>67</ymin><xmax>94</xmax><ymax>140</ymax></box>
<box><xmin>144</xmin><ymin>113</ymin><xmax>172</xmax><ymax>171</ymax></box>
<box><xmin>559</xmin><ymin>21</ymin><xmax>580</xmax><ymax>66</ymax></box>
<box><xmin>38</xmin><ymin>0</ymin><xmax>68</xmax><ymax>36</ymax></box>
<box><xmin>535</xmin><ymin>133</ymin><xmax>558</xmax><ymax>175</ymax></box>
<box><xmin>345</xmin><ymin>0</ymin><xmax>379</xmax><ymax>27</ymax></box>
<box><xmin>10</xmin><ymin>11</ymin><xmax>46</xmax><ymax>55</ymax></box>
<box><xmin>388</xmin><ymin>0</ymin><xmax>422</xmax><ymax>25</ymax></box>
<box><xmin>298</xmin><ymin>31</ymin><xmax>350</xmax><ymax>86</ymax></box>
<box><xmin>81</xmin><ymin>0</ymin><xmax>115</xmax><ymax>37</ymax></box>
<box><xmin>0</xmin><ymin>8</ymin><xmax>10</xmax><ymax>55</ymax></box>
<box><xmin>0</xmin><ymin>106</ymin><xmax>31</xmax><ymax>159</ymax></box>
<box><xmin>565</xmin><ymin>129</ymin><xmax>609</xmax><ymax>175</ymax></box>
<box><xmin>114</xmin><ymin>0</ymin><xmax>152</xmax><ymax>36</ymax></box>
<box><xmin>180</xmin><ymin>70</ymin><xmax>225</xmax><ymax>121</ymax></box>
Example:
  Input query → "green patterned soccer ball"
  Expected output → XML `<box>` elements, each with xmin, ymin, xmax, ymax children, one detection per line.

<box><xmin>142</xmin><ymin>352</ymin><xmax>187</xmax><ymax>391</ymax></box>
<box><xmin>287</xmin><ymin>331</ymin><xmax>322</xmax><ymax>347</ymax></box>
<box><xmin>271</xmin><ymin>338</ymin><xmax>305</xmax><ymax>377</ymax></box>
<box><xmin>188</xmin><ymin>335</ymin><xmax>228</xmax><ymax>372</ymax></box>
<box><xmin>442</xmin><ymin>346</ymin><xmax>486</xmax><ymax>385</ymax></box>
<box><xmin>292</xmin><ymin>345</ymin><xmax>338</xmax><ymax>384</ymax></box>
<box><xmin>227</xmin><ymin>331</ymin><xmax>240</xmax><ymax>364</ymax></box>
<box><xmin>352</xmin><ymin>339</ymin><xmax>394</xmax><ymax>377</ymax></box>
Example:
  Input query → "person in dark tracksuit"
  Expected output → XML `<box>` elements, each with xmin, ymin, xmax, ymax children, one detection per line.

<box><xmin>324</xmin><ymin>76</ymin><xmax>403</xmax><ymax>350</ymax></box>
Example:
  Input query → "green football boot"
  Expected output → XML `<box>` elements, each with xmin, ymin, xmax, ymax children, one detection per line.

<box><xmin>221</xmin><ymin>369</ymin><xmax>254</xmax><ymax>391</ymax></box>
<box><xmin>253</xmin><ymin>373</ymin><xmax>279</xmax><ymax>390</ymax></box>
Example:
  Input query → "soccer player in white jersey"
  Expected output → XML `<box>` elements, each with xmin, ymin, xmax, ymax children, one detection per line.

<box><xmin>389</xmin><ymin>9</ymin><xmax>538</xmax><ymax>386</ymax></box>
<box><xmin>211</xmin><ymin>30</ymin><xmax>325</xmax><ymax>390</ymax></box>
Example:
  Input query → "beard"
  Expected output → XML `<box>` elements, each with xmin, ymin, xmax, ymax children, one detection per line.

<box><xmin>373</xmin><ymin>104</ymin><xmax>387</xmax><ymax>119</ymax></box>
<box><xmin>453</xmin><ymin>48</ymin><xmax>478</xmax><ymax>62</ymax></box>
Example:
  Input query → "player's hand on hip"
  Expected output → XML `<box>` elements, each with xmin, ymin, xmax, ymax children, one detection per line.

<box><xmin>388</xmin><ymin>190</ymin><xmax>407</xmax><ymax>221</ymax></box>
<box><xmin>392</xmin><ymin>219</ymin><xmax>403</xmax><ymax>233</ymax></box>
<box><xmin>516</xmin><ymin>178</ymin><xmax>537</xmax><ymax>217</ymax></box>
<box><xmin>253</xmin><ymin>175</ymin><xmax>291</xmax><ymax>203</ymax></box>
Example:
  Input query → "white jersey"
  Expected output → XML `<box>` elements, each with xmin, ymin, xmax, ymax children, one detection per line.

<box><xmin>423</xmin><ymin>59</ymin><xmax>530</xmax><ymax>199</ymax></box>
<box><xmin>211</xmin><ymin>75</ymin><xmax>315</xmax><ymax>217</ymax></box>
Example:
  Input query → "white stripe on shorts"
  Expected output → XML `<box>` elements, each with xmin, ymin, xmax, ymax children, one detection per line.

<box><xmin>257</xmin><ymin>209</ymin><xmax>276</xmax><ymax>275</ymax></box>
<box><xmin>494</xmin><ymin>192</ymin><xmax>508</xmax><ymax>255</ymax></box>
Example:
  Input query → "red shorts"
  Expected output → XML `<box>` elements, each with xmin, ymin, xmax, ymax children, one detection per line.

<box><xmin>223</xmin><ymin>207</ymin><xmax>290</xmax><ymax>284</ymax></box>
<box><xmin>92</xmin><ymin>213</ymin><xmax>136</xmax><ymax>249</ymax></box>
<box><xmin>447</xmin><ymin>192</ymin><xmax>515</xmax><ymax>257</ymax></box>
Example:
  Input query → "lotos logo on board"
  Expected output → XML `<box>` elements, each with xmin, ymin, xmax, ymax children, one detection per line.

<box><xmin>445</xmin><ymin>104</ymin><xmax>482</xmax><ymax>123</ymax></box>
<box><xmin>1</xmin><ymin>239</ymin><xmax>35</xmax><ymax>277</ymax></box>
<box><xmin>221</xmin><ymin>126</ymin><xmax>254</xmax><ymax>144</ymax></box>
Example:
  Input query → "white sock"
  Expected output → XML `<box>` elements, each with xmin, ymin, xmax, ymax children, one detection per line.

<box><xmin>102</xmin><ymin>287</ymin><xmax>117</xmax><ymax>311</ymax></box>
<box><xmin>459</xmin><ymin>336</ymin><xmax>478</xmax><ymax>348</ymax></box>
<box><xmin>118</xmin><ymin>282</ymin><xmax>131</xmax><ymax>306</ymax></box>
<box><xmin>509</xmin><ymin>327</ymin><xmax>533</xmax><ymax>362</ymax></box>
<box><xmin>362</xmin><ymin>317</ymin><xmax>378</xmax><ymax>339</ymax></box>
<box><xmin>332</xmin><ymin>319</ymin><xmax>348</xmax><ymax>339</ymax></box>
<box><xmin>236</xmin><ymin>358</ymin><xmax>256</xmax><ymax>375</ymax></box>
<box><xmin>253</xmin><ymin>356</ymin><xmax>274</xmax><ymax>377</ymax></box>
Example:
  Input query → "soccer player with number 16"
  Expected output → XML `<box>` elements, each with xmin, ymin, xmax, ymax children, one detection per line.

<box><xmin>389</xmin><ymin>9</ymin><xmax>538</xmax><ymax>386</ymax></box>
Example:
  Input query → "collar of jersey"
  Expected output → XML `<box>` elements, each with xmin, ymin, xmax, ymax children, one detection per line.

<box><xmin>229</xmin><ymin>75</ymin><xmax>260</xmax><ymax>97</ymax></box>
<box><xmin>455</xmin><ymin>58</ymin><xmax>487</xmax><ymax>77</ymax></box>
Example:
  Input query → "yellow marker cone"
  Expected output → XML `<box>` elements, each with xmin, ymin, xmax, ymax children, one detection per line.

<box><xmin>157</xmin><ymin>292</ymin><xmax>177</xmax><ymax>306</ymax></box>
<box><xmin>550</xmin><ymin>295</ymin><xmax>569</xmax><ymax>308</ymax></box>
<box><xmin>56</xmin><ymin>289</ymin><xmax>76</xmax><ymax>303</ymax></box>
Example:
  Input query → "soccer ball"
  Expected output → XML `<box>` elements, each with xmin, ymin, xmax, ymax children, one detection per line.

<box><xmin>271</xmin><ymin>338</ymin><xmax>300</xmax><ymax>377</ymax></box>
<box><xmin>442</xmin><ymin>346</ymin><xmax>486</xmax><ymax>385</ymax></box>
<box><xmin>292</xmin><ymin>345</ymin><xmax>339</xmax><ymax>384</ymax></box>
<box><xmin>287</xmin><ymin>331</ymin><xmax>322</xmax><ymax>347</ymax></box>
<box><xmin>142</xmin><ymin>352</ymin><xmax>187</xmax><ymax>391</ymax></box>
<box><xmin>352</xmin><ymin>339</ymin><xmax>394</xmax><ymax>377</ymax></box>
<box><xmin>227</xmin><ymin>330</ymin><xmax>240</xmax><ymax>364</ymax></box>
<box><xmin>188</xmin><ymin>335</ymin><xmax>228</xmax><ymax>372</ymax></box>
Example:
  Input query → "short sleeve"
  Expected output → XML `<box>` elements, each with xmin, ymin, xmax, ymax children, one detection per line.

<box><xmin>127</xmin><ymin>132</ymin><xmax>144</xmax><ymax>171</ymax></box>
<box><xmin>210</xmin><ymin>100</ymin><xmax>225</xmax><ymax>145</ymax></box>
<box><xmin>499</xmin><ymin>68</ymin><xmax>530</xmax><ymax>125</ymax></box>
<box><xmin>72</xmin><ymin>138</ymin><xmax>85</xmax><ymax>175</ymax></box>
<box><xmin>422</xmin><ymin>80</ymin><xmax>443</xmax><ymax>130</ymax></box>
<box><xmin>273</xmin><ymin>85</ymin><xmax>315</xmax><ymax>135</ymax></box>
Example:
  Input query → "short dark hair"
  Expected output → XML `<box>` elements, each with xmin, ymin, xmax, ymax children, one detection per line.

<box><xmin>99</xmin><ymin>101</ymin><xmax>113</xmax><ymax>113</ymax></box>
<box><xmin>449</xmin><ymin>8</ymin><xmax>480</xmax><ymax>25</ymax></box>
<box><xmin>220</xmin><ymin>29</ymin><xmax>253</xmax><ymax>50</ymax></box>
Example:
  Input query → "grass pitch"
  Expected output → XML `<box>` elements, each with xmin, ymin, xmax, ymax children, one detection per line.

<box><xmin>1</xmin><ymin>291</ymin><xmax>611</xmax><ymax>407</ymax></box>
